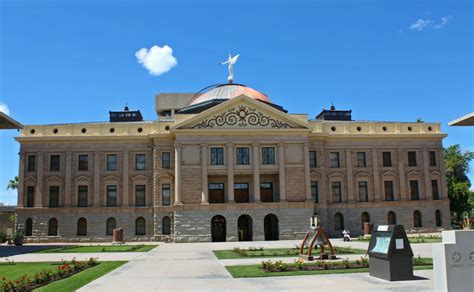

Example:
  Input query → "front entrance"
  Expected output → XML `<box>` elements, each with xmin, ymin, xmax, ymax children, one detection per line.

<box><xmin>260</xmin><ymin>182</ymin><xmax>273</xmax><ymax>202</ymax></box>
<box><xmin>234</xmin><ymin>183</ymin><xmax>249</xmax><ymax>203</ymax></box>
<box><xmin>211</xmin><ymin>215</ymin><xmax>226</xmax><ymax>242</ymax></box>
<box><xmin>209</xmin><ymin>183</ymin><xmax>225</xmax><ymax>203</ymax></box>
<box><xmin>238</xmin><ymin>215</ymin><xmax>253</xmax><ymax>241</ymax></box>
<box><xmin>264</xmin><ymin>214</ymin><xmax>279</xmax><ymax>240</ymax></box>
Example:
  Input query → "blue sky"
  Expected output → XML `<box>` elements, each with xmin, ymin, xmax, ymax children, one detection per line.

<box><xmin>0</xmin><ymin>0</ymin><xmax>473</xmax><ymax>205</ymax></box>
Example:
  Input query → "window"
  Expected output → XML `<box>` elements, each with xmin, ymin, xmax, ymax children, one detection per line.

<box><xmin>162</xmin><ymin>152</ymin><xmax>171</xmax><ymax>169</ymax></box>
<box><xmin>331</xmin><ymin>182</ymin><xmax>342</xmax><ymax>203</ymax></box>
<box><xmin>409</xmin><ymin>180</ymin><xmax>419</xmax><ymax>200</ymax></box>
<box><xmin>135</xmin><ymin>185</ymin><xmax>146</xmax><ymax>207</ymax></box>
<box><xmin>261</xmin><ymin>147</ymin><xmax>275</xmax><ymax>164</ymax></box>
<box><xmin>356</xmin><ymin>152</ymin><xmax>366</xmax><ymax>167</ymax></box>
<box><xmin>309</xmin><ymin>151</ymin><xmax>317</xmax><ymax>167</ymax></box>
<box><xmin>358</xmin><ymin>181</ymin><xmax>368</xmax><ymax>202</ymax></box>
<box><xmin>106</xmin><ymin>154</ymin><xmax>118</xmax><ymax>171</ymax></box>
<box><xmin>334</xmin><ymin>213</ymin><xmax>344</xmax><ymax>230</ymax></box>
<box><xmin>162</xmin><ymin>184</ymin><xmax>170</xmax><ymax>206</ymax></box>
<box><xmin>429</xmin><ymin>151</ymin><xmax>437</xmax><ymax>166</ymax></box>
<box><xmin>26</xmin><ymin>186</ymin><xmax>35</xmax><ymax>207</ymax></box>
<box><xmin>135</xmin><ymin>217</ymin><xmax>146</xmax><ymax>235</ymax></box>
<box><xmin>408</xmin><ymin>151</ymin><xmax>417</xmax><ymax>166</ymax></box>
<box><xmin>78</xmin><ymin>186</ymin><xmax>88</xmax><ymax>207</ymax></box>
<box><xmin>236</xmin><ymin>147</ymin><xmax>250</xmax><ymax>165</ymax></box>
<box><xmin>78</xmin><ymin>155</ymin><xmax>88</xmax><ymax>171</ymax></box>
<box><xmin>382</xmin><ymin>152</ymin><xmax>392</xmax><ymax>167</ymax></box>
<box><xmin>49</xmin><ymin>186</ymin><xmax>59</xmax><ymax>207</ymax></box>
<box><xmin>384</xmin><ymin>181</ymin><xmax>394</xmax><ymax>201</ymax></box>
<box><xmin>413</xmin><ymin>210</ymin><xmax>422</xmax><ymax>227</ymax></box>
<box><xmin>329</xmin><ymin>152</ymin><xmax>340</xmax><ymax>168</ymax></box>
<box><xmin>50</xmin><ymin>155</ymin><xmax>60</xmax><ymax>171</ymax></box>
<box><xmin>27</xmin><ymin>155</ymin><xmax>36</xmax><ymax>171</ymax></box>
<box><xmin>48</xmin><ymin>218</ymin><xmax>58</xmax><ymax>236</ymax></box>
<box><xmin>25</xmin><ymin>218</ymin><xmax>33</xmax><ymax>236</ymax></box>
<box><xmin>435</xmin><ymin>210</ymin><xmax>442</xmax><ymax>227</ymax></box>
<box><xmin>210</xmin><ymin>147</ymin><xmax>224</xmax><ymax>165</ymax></box>
<box><xmin>311</xmin><ymin>181</ymin><xmax>318</xmax><ymax>203</ymax></box>
<box><xmin>162</xmin><ymin>216</ymin><xmax>171</xmax><ymax>235</ymax></box>
<box><xmin>107</xmin><ymin>185</ymin><xmax>117</xmax><ymax>207</ymax></box>
<box><xmin>77</xmin><ymin>218</ymin><xmax>87</xmax><ymax>236</ymax></box>
<box><xmin>387</xmin><ymin>211</ymin><xmax>396</xmax><ymax>225</ymax></box>
<box><xmin>432</xmin><ymin>180</ymin><xmax>440</xmax><ymax>200</ymax></box>
<box><xmin>106</xmin><ymin>217</ymin><xmax>116</xmax><ymax>235</ymax></box>
<box><xmin>135</xmin><ymin>154</ymin><xmax>146</xmax><ymax>170</ymax></box>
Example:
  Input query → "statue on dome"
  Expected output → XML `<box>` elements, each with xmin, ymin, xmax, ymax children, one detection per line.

<box><xmin>221</xmin><ymin>53</ymin><xmax>239</xmax><ymax>84</ymax></box>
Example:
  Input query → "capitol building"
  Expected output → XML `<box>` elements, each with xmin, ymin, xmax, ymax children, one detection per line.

<box><xmin>15</xmin><ymin>81</ymin><xmax>450</xmax><ymax>242</ymax></box>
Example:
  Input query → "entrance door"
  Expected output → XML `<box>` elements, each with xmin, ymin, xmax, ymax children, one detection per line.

<box><xmin>211</xmin><ymin>215</ymin><xmax>226</xmax><ymax>242</ymax></box>
<box><xmin>264</xmin><ymin>214</ymin><xmax>279</xmax><ymax>240</ymax></box>
<box><xmin>209</xmin><ymin>183</ymin><xmax>225</xmax><ymax>203</ymax></box>
<box><xmin>234</xmin><ymin>183</ymin><xmax>249</xmax><ymax>203</ymax></box>
<box><xmin>238</xmin><ymin>215</ymin><xmax>253</xmax><ymax>241</ymax></box>
<box><xmin>260</xmin><ymin>182</ymin><xmax>273</xmax><ymax>202</ymax></box>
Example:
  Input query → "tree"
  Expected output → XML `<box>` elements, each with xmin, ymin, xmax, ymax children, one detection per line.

<box><xmin>416</xmin><ymin>118</ymin><xmax>424</xmax><ymax>123</ymax></box>
<box><xmin>444</xmin><ymin>145</ymin><xmax>474</xmax><ymax>221</ymax></box>
<box><xmin>6</xmin><ymin>176</ymin><xmax>18</xmax><ymax>190</ymax></box>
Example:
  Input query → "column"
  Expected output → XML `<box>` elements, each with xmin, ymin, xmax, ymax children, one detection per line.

<box><xmin>319</xmin><ymin>151</ymin><xmax>327</xmax><ymax>204</ymax></box>
<box><xmin>252</xmin><ymin>143</ymin><xmax>261</xmax><ymax>203</ymax></box>
<box><xmin>35</xmin><ymin>152</ymin><xmax>43</xmax><ymax>207</ymax></box>
<box><xmin>345</xmin><ymin>150</ymin><xmax>353</xmax><ymax>203</ymax></box>
<box><xmin>93</xmin><ymin>150</ymin><xmax>101</xmax><ymax>207</ymax></box>
<box><xmin>303</xmin><ymin>143</ymin><xmax>312</xmax><ymax>202</ymax></box>
<box><xmin>438</xmin><ymin>148</ymin><xmax>447</xmax><ymax>200</ymax></box>
<box><xmin>17</xmin><ymin>151</ymin><xmax>25</xmax><ymax>207</ymax></box>
<box><xmin>201</xmin><ymin>144</ymin><xmax>209</xmax><ymax>204</ymax></box>
<box><xmin>122</xmin><ymin>150</ymin><xmax>129</xmax><ymax>207</ymax></box>
<box><xmin>64</xmin><ymin>151</ymin><xmax>72</xmax><ymax>207</ymax></box>
<box><xmin>278</xmin><ymin>143</ymin><xmax>286</xmax><ymax>202</ymax></box>
<box><xmin>174</xmin><ymin>143</ymin><xmax>182</xmax><ymax>205</ymax></box>
<box><xmin>226</xmin><ymin>143</ymin><xmax>234</xmax><ymax>203</ymax></box>
<box><xmin>422</xmin><ymin>149</ymin><xmax>430</xmax><ymax>200</ymax></box>
<box><xmin>372</xmin><ymin>150</ymin><xmax>381</xmax><ymax>201</ymax></box>
<box><xmin>398</xmin><ymin>148</ymin><xmax>407</xmax><ymax>201</ymax></box>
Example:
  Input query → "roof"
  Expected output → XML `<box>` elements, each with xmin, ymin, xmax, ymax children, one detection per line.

<box><xmin>0</xmin><ymin>112</ymin><xmax>23</xmax><ymax>129</ymax></box>
<box><xmin>188</xmin><ymin>84</ymin><xmax>270</xmax><ymax>106</ymax></box>
<box><xmin>449</xmin><ymin>112</ymin><xmax>474</xmax><ymax>126</ymax></box>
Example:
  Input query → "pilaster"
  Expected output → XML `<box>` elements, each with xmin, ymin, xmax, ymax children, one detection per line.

<box><xmin>252</xmin><ymin>143</ymin><xmax>261</xmax><ymax>203</ymax></box>
<box><xmin>303</xmin><ymin>143</ymin><xmax>312</xmax><ymax>202</ymax></box>
<box><xmin>17</xmin><ymin>151</ymin><xmax>25</xmax><ymax>207</ymax></box>
<box><xmin>64</xmin><ymin>151</ymin><xmax>72</xmax><ymax>207</ymax></box>
<box><xmin>174</xmin><ymin>142</ymin><xmax>183</xmax><ymax>205</ymax></box>
<box><xmin>278</xmin><ymin>143</ymin><xmax>286</xmax><ymax>202</ymax></box>
<box><xmin>201</xmin><ymin>144</ymin><xmax>209</xmax><ymax>204</ymax></box>
<box><xmin>345</xmin><ymin>150</ymin><xmax>353</xmax><ymax>203</ymax></box>
<box><xmin>93</xmin><ymin>150</ymin><xmax>100</xmax><ymax>207</ymax></box>
<box><xmin>122</xmin><ymin>150</ymin><xmax>129</xmax><ymax>207</ymax></box>
<box><xmin>372</xmin><ymin>150</ymin><xmax>381</xmax><ymax>202</ymax></box>
<box><xmin>422</xmin><ymin>149</ymin><xmax>430</xmax><ymax>200</ymax></box>
<box><xmin>35</xmin><ymin>152</ymin><xmax>43</xmax><ymax>207</ymax></box>
<box><xmin>398</xmin><ymin>148</ymin><xmax>407</xmax><ymax>201</ymax></box>
<box><xmin>226</xmin><ymin>143</ymin><xmax>234</xmax><ymax>203</ymax></box>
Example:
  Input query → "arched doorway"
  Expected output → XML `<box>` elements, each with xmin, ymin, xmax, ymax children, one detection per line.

<box><xmin>334</xmin><ymin>213</ymin><xmax>344</xmax><ymax>231</ymax></box>
<box><xmin>25</xmin><ymin>218</ymin><xmax>33</xmax><ymax>236</ymax></box>
<box><xmin>238</xmin><ymin>215</ymin><xmax>253</xmax><ymax>241</ymax></box>
<box><xmin>162</xmin><ymin>216</ymin><xmax>171</xmax><ymax>235</ymax></box>
<box><xmin>106</xmin><ymin>217</ymin><xmax>116</xmax><ymax>236</ymax></box>
<box><xmin>361</xmin><ymin>212</ymin><xmax>370</xmax><ymax>230</ymax></box>
<box><xmin>413</xmin><ymin>210</ymin><xmax>422</xmax><ymax>227</ymax></box>
<box><xmin>435</xmin><ymin>210</ymin><xmax>442</xmax><ymax>227</ymax></box>
<box><xmin>387</xmin><ymin>211</ymin><xmax>396</xmax><ymax>225</ymax></box>
<box><xmin>77</xmin><ymin>218</ymin><xmax>87</xmax><ymax>236</ymax></box>
<box><xmin>48</xmin><ymin>218</ymin><xmax>58</xmax><ymax>236</ymax></box>
<box><xmin>264</xmin><ymin>214</ymin><xmax>279</xmax><ymax>240</ymax></box>
<box><xmin>211</xmin><ymin>215</ymin><xmax>226</xmax><ymax>242</ymax></box>
<box><xmin>135</xmin><ymin>217</ymin><xmax>146</xmax><ymax>235</ymax></box>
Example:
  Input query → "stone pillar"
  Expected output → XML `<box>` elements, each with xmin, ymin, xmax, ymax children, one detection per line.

<box><xmin>422</xmin><ymin>149</ymin><xmax>430</xmax><ymax>200</ymax></box>
<box><xmin>64</xmin><ymin>151</ymin><xmax>72</xmax><ymax>207</ymax></box>
<box><xmin>252</xmin><ymin>143</ymin><xmax>261</xmax><ymax>203</ymax></box>
<box><xmin>438</xmin><ymin>148</ymin><xmax>447</xmax><ymax>200</ymax></box>
<box><xmin>201</xmin><ymin>144</ymin><xmax>209</xmax><ymax>204</ymax></box>
<box><xmin>174</xmin><ymin>143</ymin><xmax>182</xmax><ymax>205</ymax></box>
<box><xmin>17</xmin><ymin>151</ymin><xmax>25</xmax><ymax>207</ymax></box>
<box><xmin>93</xmin><ymin>150</ymin><xmax>101</xmax><ymax>207</ymax></box>
<box><xmin>35</xmin><ymin>152</ymin><xmax>43</xmax><ymax>207</ymax></box>
<box><xmin>398</xmin><ymin>148</ymin><xmax>407</xmax><ymax>201</ymax></box>
<box><xmin>303</xmin><ymin>143</ymin><xmax>312</xmax><ymax>202</ymax></box>
<box><xmin>319</xmin><ymin>151</ymin><xmax>327</xmax><ymax>204</ymax></box>
<box><xmin>345</xmin><ymin>150</ymin><xmax>353</xmax><ymax>203</ymax></box>
<box><xmin>372</xmin><ymin>150</ymin><xmax>381</xmax><ymax>202</ymax></box>
<box><xmin>122</xmin><ymin>150</ymin><xmax>129</xmax><ymax>207</ymax></box>
<box><xmin>278</xmin><ymin>143</ymin><xmax>286</xmax><ymax>202</ymax></box>
<box><xmin>226</xmin><ymin>143</ymin><xmax>234</xmax><ymax>203</ymax></box>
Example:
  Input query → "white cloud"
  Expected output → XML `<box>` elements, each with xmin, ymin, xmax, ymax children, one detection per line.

<box><xmin>409</xmin><ymin>19</ymin><xmax>432</xmax><ymax>31</ymax></box>
<box><xmin>0</xmin><ymin>102</ymin><xmax>10</xmax><ymax>115</ymax></box>
<box><xmin>433</xmin><ymin>16</ymin><xmax>452</xmax><ymax>29</ymax></box>
<box><xmin>135</xmin><ymin>45</ymin><xmax>177</xmax><ymax>76</ymax></box>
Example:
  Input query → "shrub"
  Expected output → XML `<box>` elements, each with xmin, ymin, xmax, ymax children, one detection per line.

<box><xmin>0</xmin><ymin>230</ymin><xmax>7</xmax><ymax>244</ymax></box>
<box><xmin>12</xmin><ymin>228</ymin><xmax>25</xmax><ymax>246</ymax></box>
<box><xmin>294</xmin><ymin>259</ymin><xmax>306</xmax><ymax>270</ymax></box>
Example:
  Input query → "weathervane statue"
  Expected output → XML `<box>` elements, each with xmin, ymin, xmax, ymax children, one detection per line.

<box><xmin>221</xmin><ymin>53</ymin><xmax>239</xmax><ymax>84</ymax></box>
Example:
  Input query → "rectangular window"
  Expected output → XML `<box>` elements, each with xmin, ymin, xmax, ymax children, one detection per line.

<box><xmin>135</xmin><ymin>154</ymin><xmax>146</xmax><ymax>170</ymax></box>
<box><xmin>135</xmin><ymin>185</ymin><xmax>146</xmax><ymax>206</ymax></box>
<box><xmin>162</xmin><ymin>152</ymin><xmax>171</xmax><ymax>169</ymax></box>
<box><xmin>210</xmin><ymin>147</ymin><xmax>224</xmax><ymax>165</ymax></box>
<box><xmin>107</xmin><ymin>154</ymin><xmax>118</xmax><ymax>171</ymax></box>
<box><xmin>408</xmin><ymin>151</ymin><xmax>417</xmax><ymax>166</ymax></box>
<box><xmin>329</xmin><ymin>152</ymin><xmax>340</xmax><ymax>168</ymax></box>
<box><xmin>261</xmin><ymin>147</ymin><xmax>275</xmax><ymax>165</ymax></box>
<box><xmin>331</xmin><ymin>182</ymin><xmax>342</xmax><ymax>203</ymax></box>
<box><xmin>429</xmin><ymin>151</ymin><xmax>437</xmax><ymax>166</ymax></box>
<box><xmin>209</xmin><ymin>183</ymin><xmax>224</xmax><ymax>190</ymax></box>
<box><xmin>50</xmin><ymin>155</ymin><xmax>60</xmax><ymax>171</ymax></box>
<box><xmin>384</xmin><ymin>181</ymin><xmax>394</xmax><ymax>201</ymax></box>
<box><xmin>78</xmin><ymin>155</ymin><xmax>88</xmax><ymax>171</ymax></box>
<box><xmin>236</xmin><ymin>147</ymin><xmax>250</xmax><ymax>165</ymax></box>
<box><xmin>410</xmin><ymin>180</ymin><xmax>419</xmax><ymax>200</ymax></box>
<box><xmin>27</xmin><ymin>155</ymin><xmax>36</xmax><ymax>171</ymax></box>
<box><xmin>309</xmin><ymin>151</ymin><xmax>317</xmax><ymax>167</ymax></box>
<box><xmin>49</xmin><ymin>186</ymin><xmax>59</xmax><ymax>207</ymax></box>
<box><xmin>162</xmin><ymin>184</ymin><xmax>170</xmax><ymax>206</ymax></box>
<box><xmin>358</xmin><ymin>181</ymin><xmax>368</xmax><ymax>202</ymax></box>
<box><xmin>432</xmin><ymin>180</ymin><xmax>440</xmax><ymax>200</ymax></box>
<box><xmin>382</xmin><ymin>151</ymin><xmax>392</xmax><ymax>167</ymax></box>
<box><xmin>311</xmin><ymin>181</ymin><xmax>318</xmax><ymax>203</ymax></box>
<box><xmin>356</xmin><ymin>152</ymin><xmax>367</xmax><ymax>167</ymax></box>
<box><xmin>78</xmin><ymin>186</ymin><xmax>88</xmax><ymax>207</ymax></box>
<box><xmin>107</xmin><ymin>185</ymin><xmax>117</xmax><ymax>207</ymax></box>
<box><xmin>26</xmin><ymin>186</ymin><xmax>35</xmax><ymax>207</ymax></box>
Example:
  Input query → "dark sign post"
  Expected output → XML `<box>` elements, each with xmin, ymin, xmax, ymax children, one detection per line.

<box><xmin>367</xmin><ymin>224</ymin><xmax>414</xmax><ymax>281</ymax></box>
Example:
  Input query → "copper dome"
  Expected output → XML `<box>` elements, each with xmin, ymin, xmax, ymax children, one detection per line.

<box><xmin>188</xmin><ymin>84</ymin><xmax>270</xmax><ymax>106</ymax></box>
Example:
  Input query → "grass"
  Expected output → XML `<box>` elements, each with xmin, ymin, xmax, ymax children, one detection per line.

<box><xmin>0</xmin><ymin>262</ymin><xmax>63</xmax><ymax>281</ymax></box>
<box><xmin>356</xmin><ymin>235</ymin><xmax>442</xmax><ymax>243</ymax></box>
<box><xmin>34</xmin><ymin>244</ymin><xmax>157</xmax><ymax>253</ymax></box>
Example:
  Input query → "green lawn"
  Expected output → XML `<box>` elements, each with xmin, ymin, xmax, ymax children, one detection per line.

<box><xmin>213</xmin><ymin>246</ymin><xmax>366</xmax><ymax>259</ymax></box>
<box><xmin>34</xmin><ymin>244</ymin><xmax>157</xmax><ymax>253</ymax></box>
<box><xmin>0</xmin><ymin>262</ymin><xmax>62</xmax><ymax>281</ymax></box>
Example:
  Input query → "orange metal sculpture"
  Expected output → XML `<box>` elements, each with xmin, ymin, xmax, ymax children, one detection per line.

<box><xmin>299</xmin><ymin>226</ymin><xmax>337</xmax><ymax>261</ymax></box>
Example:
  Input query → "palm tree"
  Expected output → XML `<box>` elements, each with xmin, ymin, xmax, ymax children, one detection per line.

<box><xmin>7</xmin><ymin>176</ymin><xmax>19</xmax><ymax>190</ymax></box>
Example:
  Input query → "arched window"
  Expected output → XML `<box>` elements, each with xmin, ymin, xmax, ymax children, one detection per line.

<box><xmin>135</xmin><ymin>217</ymin><xmax>146</xmax><ymax>236</ymax></box>
<box><xmin>264</xmin><ymin>214</ymin><xmax>279</xmax><ymax>240</ymax></box>
<box><xmin>334</xmin><ymin>213</ymin><xmax>344</xmax><ymax>230</ymax></box>
<box><xmin>211</xmin><ymin>215</ymin><xmax>227</xmax><ymax>242</ymax></box>
<box><xmin>361</xmin><ymin>212</ymin><xmax>370</xmax><ymax>229</ymax></box>
<box><xmin>387</xmin><ymin>211</ymin><xmax>396</xmax><ymax>225</ymax></box>
<box><xmin>237</xmin><ymin>214</ymin><xmax>253</xmax><ymax>241</ymax></box>
<box><xmin>25</xmin><ymin>218</ymin><xmax>33</xmax><ymax>236</ymax></box>
<box><xmin>106</xmin><ymin>217</ymin><xmax>116</xmax><ymax>236</ymax></box>
<box><xmin>48</xmin><ymin>218</ymin><xmax>58</xmax><ymax>236</ymax></box>
<box><xmin>162</xmin><ymin>216</ymin><xmax>171</xmax><ymax>235</ymax></box>
<box><xmin>435</xmin><ymin>210</ymin><xmax>442</xmax><ymax>227</ymax></box>
<box><xmin>413</xmin><ymin>210</ymin><xmax>422</xmax><ymax>227</ymax></box>
<box><xmin>77</xmin><ymin>218</ymin><xmax>87</xmax><ymax>236</ymax></box>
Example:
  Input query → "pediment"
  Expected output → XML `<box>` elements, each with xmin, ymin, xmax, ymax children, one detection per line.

<box><xmin>102</xmin><ymin>174</ymin><xmax>120</xmax><ymax>182</ymax></box>
<box><xmin>173</xmin><ymin>95</ymin><xmax>310</xmax><ymax>130</ymax></box>
<box><xmin>355</xmin><ymin>171</ymin><xmax>371</xmax><ymax>178</ymax></box>
<box><xmin>24</xmin><ymin>175</ymin><xmax>37</xmax><ymax>182</ymax></box>
<box><xmin>158</xmin><ymin>173</ymin><xmax>174</xmax><ymax>179</ymax></box>
<box><xmin>74</xmin><ymin>175</ymin><xmax>91</xmax><ymax>182</ymax></box>
<box><xmin>328</xmin><ymin>171</ymin><xmax>345</xmax><ymax>179</ymax></box>
<box><xmin>430</xmin><ymin>170</ymin><xmax>441</xmax><ymax>176</ymax></box>
<box><xmin>132</xmin><ymin>174</ymin><xmax>149</xmax><ymax>182</ymax></box>
<box><xmin>407</xmin><ymin>170</ymin><xmax>421</xmax><ymax>177</ymax></box>
<box><xmin>381</xmin><ymin>170</ymin><xmax>396</xmax><ymax>177</ymax></box>
<box><xmin>46</xmin><ymin>175</ymin><xmax>62</xmax><ymax>182</ymax></box>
